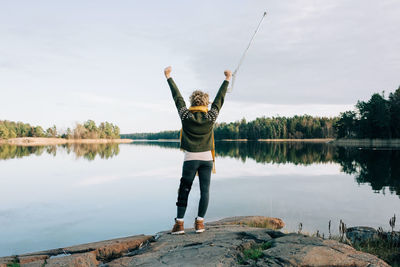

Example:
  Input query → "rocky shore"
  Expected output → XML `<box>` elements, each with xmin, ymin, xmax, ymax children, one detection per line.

<box><xmin>0</xmin><ymin>216</ymin><xmax>390</xmax><ymax>267</ymax></box>
<box><xmin>0</xmin><ymin>137</ymin><xmax>133</xmax><ymax>146</ymax></box>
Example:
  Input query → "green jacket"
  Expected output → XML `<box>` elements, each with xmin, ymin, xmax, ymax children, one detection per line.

<box><xmin>167</xmin><ymin>78</ymin><xmax>229</xmax><ymax>152</ymax></box>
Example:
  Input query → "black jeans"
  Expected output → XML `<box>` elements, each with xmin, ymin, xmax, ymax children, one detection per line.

<box><xmin>176</xmin><ymin>160</ymin><xmax>213</xmax><ymax>219</ymax></box>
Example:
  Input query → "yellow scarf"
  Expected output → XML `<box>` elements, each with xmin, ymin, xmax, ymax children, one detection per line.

<box><xmin>180</xmin><ymin>106</ymin><xmax>216</xmax><ymax>174</ymax></box>
<box><xmin>188</xmin><ymin>106</ymin><xmax>209</xmax><ymax>113</ymax></box>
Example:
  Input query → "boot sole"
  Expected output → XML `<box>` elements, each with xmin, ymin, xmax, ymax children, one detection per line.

<box><xmin>171</xmin><ymin>230</ymin><xmax>185</xmax><ymax>235</ymax></box>
<box><xmin>195</xmin><ymin>229</ymin><xmax>205</xmax><ymax>233</ymax></box>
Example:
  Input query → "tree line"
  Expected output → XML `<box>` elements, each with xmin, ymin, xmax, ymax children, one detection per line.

<box><xmin>121</xmin><ymin>115</ymin><xmax>338</xmax><ymax>140</ymax></box>
<box><xmin>0</xmin><ymin>120</ymin><xmax>120</xmax><ymax>139</ymax></box>
<box><xmin>335</xmin><ymin>86</ymin><xmax>400</xmax><ymax>139</ymax></box>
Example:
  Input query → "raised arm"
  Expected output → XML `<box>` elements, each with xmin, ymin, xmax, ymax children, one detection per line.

<box><xmin>206</xmin><ymin>70</ymin><xmax>231</xmax><ymax>123</ymax></box>
<box><xmin>210</xmin><ymin>70</ymin><xmax>231</xmax><ymax>112</ymax></box>
<box><xmin>164</xmin><ymin>66</ymin><xmax>186</xmax><ymax>112</ymax></box>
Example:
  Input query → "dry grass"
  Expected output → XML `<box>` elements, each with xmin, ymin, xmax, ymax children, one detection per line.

<box><xmin>233</xmin><ymin>217</ymin><xmax>284</xmax><ymax>230</ymax></box>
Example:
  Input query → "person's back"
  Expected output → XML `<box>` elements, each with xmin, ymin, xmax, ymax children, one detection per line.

<box><xmin>164</xmin><ymin>66</ymin><xmax>232</xmax><ymax>234</ymax></box>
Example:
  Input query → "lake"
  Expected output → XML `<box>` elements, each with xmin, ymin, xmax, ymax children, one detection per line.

<box><xmin>0</xmin><ymin>141</ymin><xmax>399</xmax><ymax>257</ymax></box>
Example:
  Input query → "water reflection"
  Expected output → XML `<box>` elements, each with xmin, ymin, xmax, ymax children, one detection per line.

<box><xmin>0</xmin><ymin>141</ymin><xmax>399</xmax><ymax>257</ymax></box>
<box><xmin>130</xmin><ymin>141</ymin><xmax>400</xmax><ymax>196</ymax></box>
<box><xmin>335</xmin><ymin>147</ymin><xmax>400</xmax><ymax>196</ymax></box>
<box><xmin>128</xmin><ymin>141</ymin><xmax>337</xmax><ymax>164</ymax></box>
<box><xmin>1</xmin><ymin>141</ymin><xmax>399</xmax><ymax>196</ymax></box>
<box><xmin>0</xmin><ymin>143</ymin><xmax>120</xmax><ymax>161</ymax></box>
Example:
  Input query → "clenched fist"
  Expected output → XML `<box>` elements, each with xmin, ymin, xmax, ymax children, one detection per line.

<box><xmin>224</xmin><ymin>70</ymin><xmax>232</xmax><ymax>81</ymax></box>
<box><xmin>164</xmin><ymin>66</ymin><xmax>172</xmax><ymax>79</ymax></box>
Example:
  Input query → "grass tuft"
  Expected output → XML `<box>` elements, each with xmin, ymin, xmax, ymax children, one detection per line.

<box><xmin>237</xmin><ymin>218</ymin><xmax>279</xmax><ymax>229</ymax></box>
<box><xmin>238</xmin><ymin>241</ymin><xmax>273</xmax><ymax>263</ymax></box>
<box><xmin>352</xmin><ymin>238</ymin><xmax>400</xmax><ymax>266</ymax></box>
<box><xmin>6</xmin><ymin>257</ymin><xmax>20</xmax><ymax>267</ymax></box>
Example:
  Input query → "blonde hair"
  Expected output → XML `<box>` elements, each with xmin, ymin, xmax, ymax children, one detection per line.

<box><xmin>189</xmin><ymin>90</ymin><xmax>209</xmax><ymax>107</ymax></box>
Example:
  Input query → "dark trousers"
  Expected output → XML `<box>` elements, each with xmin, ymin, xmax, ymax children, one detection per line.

<box><xmin>176</xmin><ymin>160</ymin><xmax>213</xmax><ymax>219</ymax></box>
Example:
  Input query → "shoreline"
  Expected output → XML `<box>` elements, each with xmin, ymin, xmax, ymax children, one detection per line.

<box><xmin>254</xmin><ymin>138</ymin><xmax>333</xmax><ymax>143</ymax></box>
<box><xmin>128</xmin><ymin>138</ymin><xmax>400</xmax><ymax>147</ymax></box>
<box><xmin>330</xmin><ymin>138</ymin><xmax>400</xmax><ymax>148</ymax></box>
<box><xmin>0</xmin><ymin>137</ymin><xmax>133</xmax><ymax>146</ymax></box>
<box><xmin>128</xmin><ymin>138</ymin><xmax>335</xmax><ymax>143</ymax></box>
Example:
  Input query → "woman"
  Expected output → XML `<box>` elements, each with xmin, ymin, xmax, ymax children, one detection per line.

<box><xmin>164</xmin><ymin>66</ymin><xmax>232</xmax><ymax>234</ymax></box>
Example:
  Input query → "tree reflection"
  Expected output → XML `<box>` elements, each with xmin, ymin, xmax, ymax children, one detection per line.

<box><xmin>129</xmin><ymin>141</ymin><xmax>336</xmax><ymax>165</ymax></box>
<box><xmin>60</xmin><ymin>143</ymin><xmax>120</xmax><ymax>160</ymax></box>
<box><xmin>0</xmin><ymin>143</ymin><xmax>120</xmax><ymax>161</ymax></box>
<box><xmin>2</xmin><ymin>141</ymin><xmax>400</xmax><ymax>196</ymax></box>
<box><xmin>335</xmin><ymin>147</ymin><xmax>400</xmax><ymax>196</ymax></box>
<box><xmin>130</xmin><ymin>141</ymin><xmax>400</xmax><ymax>196</ymax></box>
<box><xmin>215</xmin><ymin>141</ymin><xmax>336</xmax><ymax>165</ymax></box>
<box><xmin>0</xmin><ymin>145</ymin><xmax>46</xmax><ymax>159</ymax></box>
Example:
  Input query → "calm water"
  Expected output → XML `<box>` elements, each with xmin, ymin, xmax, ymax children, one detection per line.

<box><xmin>0</xmin><ymin>141</ymin><xmax>399</xmax><ymax>256</ymax></box>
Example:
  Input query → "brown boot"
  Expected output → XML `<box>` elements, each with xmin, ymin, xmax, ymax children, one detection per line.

<box><xmin>195</xmin><ymin>218</ymin><xmax>205</xmax><ymax>233</ymax></box>
<box><xmin>171</xmin><ymin>219</ymin><xmax>184</xmax><ymax>235</ymax></box>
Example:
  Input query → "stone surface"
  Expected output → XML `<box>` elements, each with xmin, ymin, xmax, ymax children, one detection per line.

<box><xmin>0</xmin><ymin>256</ymin><xmax>16</xmax><ymax>267</ymax></box>
<box><xmin>347</xmin><ymin>226</ymin><xmax>400</xmax><ymax>246</ymax></box>
<box><xmin>260</xmin><ymin>234</ymin><xmax>389</xmax><ymax>266</ymax></box>
<box><xmin>207</xmin><ymin>216</ymin><xmax>285</xmax><ymax>230</ymax></box>
<box><xmin>0</xmin><ymin>235</ymin><xmax>152</xmax><ymax>267</ymax></box>
<box><xmin>45</xmin><ymin>252</ymin><xmax>98</xmax><ymax>267</ymax></box>
<box><xmin>104</xmin><ymin>221</ymin><xmax>388</xmax><ymax>267</ymax></box>
<box><xmin>21</xmin><ymin>260</ymin><xmax>47</xmax><ymax>267</ymax></box>
<box><xmin>63</xmin><ymin>235</ymin><xmax>152</xmax><ymax>261</ymax></box>
<box><xmin>107</xmin><ymin>225</ymin><xmax>268</xmax><ymax>267</ymax></box>
<box><xmin>19</xmin><ymin>255</ymin><xmax>49</xmax><ymax>264</ymax></box>
<box><xmin>0</xmin><ymin>217</ymin><xmax>390</xmax><ymax>267</ymax></box>
<box><xmin>346</xmin><ymin>226</ymin><xmax>379</xmax><ymax>243</ymax></box>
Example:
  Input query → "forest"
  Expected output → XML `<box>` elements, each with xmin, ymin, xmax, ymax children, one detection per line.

<box><xmin>2</xmin><ymin>86</ymin><xmax>398</xmax><ymax>141</ymax></box>
<box><xmin>123</xmin><ymin>86</ymin><xmax>400</xmax><ymax>140</ymax></box>
<box><xmin>121</xmin><ymin>115</ymin><xmax>338</xmax><ymax>140</ymax></box>
<box><xmin>335</xmin><ymin>86</ymin><xmax>400</xmax><ymax>138</ymax></box>
<box><xmin>0</xmin><ymin>120</ymin><xmax>120</xmax><ymax>139</ymax></box>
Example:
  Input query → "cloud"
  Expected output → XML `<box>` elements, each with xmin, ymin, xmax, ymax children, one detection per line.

<box><xmin>165</xmin><ymin>0</ymin><xmax>400</xmax><ymax>105</ymax></box>
<box><xmin>0</xmin><ymin>0</ymin><xmax>399</xmax><ymax>132</ymax></box>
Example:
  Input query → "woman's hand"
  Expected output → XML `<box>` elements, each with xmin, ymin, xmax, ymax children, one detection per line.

<box><xmin>224</xmin><ymin>70</ymin><xmax>232</xmax><ymax>81</ymax></box>
<box><xmin>164</xmin><ymin>66</ymin><xmax>172</xmax><ymax>79</ymax></box>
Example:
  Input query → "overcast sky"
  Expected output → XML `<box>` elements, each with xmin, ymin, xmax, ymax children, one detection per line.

<box><xmin>1</xmin><ymin>0</ymin><xmax>399</xmax><ymax>133</ymax></box>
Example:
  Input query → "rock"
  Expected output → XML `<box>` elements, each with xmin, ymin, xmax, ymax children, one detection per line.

<box><xmin>238</xmin><ymin>240</ymin><xmax>256</xmax><ymax>251</ymax></box>
<box><xmin>20</xmin><ymin>260</ymin><xmax>47</xmax><ymax>267</ymax></box>
<box><xmin>261</xmin><ymin>234</ymin><xmax>389</xmax><ymax>266</ymax></box>
<box><xmin>0</xmin><ymin>235</ymin><xmax>152</xmax><ymax>267</ymax></box>
<box><xmin>237</xmin><ymin>229</ymin><xmax>273</xmax><ymax>243</ymax></box>
<box><xmin>207</xmin><ymin>216</ymin><xmax>285</xmax><ymax>230</ymax></box>
<box><xmin>105</xmin><ymin>221</ymin><xmax>388</xmax><ymax>267</ymax></box>
<box><xmin>0</xmin><ymin>217</ymin><xmax>390</xmax><ymax>267</ymax></box>
<box><xmin>0</xmin><ymin>256</ymin><xmax>15</xmax><ymax>265</ymax></box>
<box><xmin>347</xmin><ymin>226</ymin><xmax>400</xmax><ymax>246</ymax></box>
<box><xmin>45</xmin><ymin>252</ymin><xmax>98</xmax><ymax>267</ymax></box>
<box><xmin>346</xmin><ymin>226</ymin><xmax>379</xmax><ymax>243</ymax></box>
<box><xmin>63</xmin><ymin>234</ymin><xmax>152</xmax><ymax>261</ymax></box>
<box><xmin>107</xmin><ymin>224</ymin><xmax>261</xmax><ymax>267</ymax></box>
<box><xmin>19</xmin><ymin>255</ymin><xmax>49</xmax><ymax>265</ymax></box>
<box><xmin>0</xmin><ymin>256</ymin><xmax>17</xmax><ymax>267</ymax></box>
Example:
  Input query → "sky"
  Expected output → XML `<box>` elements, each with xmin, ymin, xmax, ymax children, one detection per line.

<box><xmin>1</xmin><ymin>0</ymin><xmax>399</xmax><ymax>133</ymax></box>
